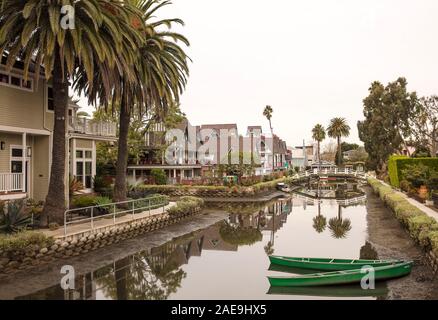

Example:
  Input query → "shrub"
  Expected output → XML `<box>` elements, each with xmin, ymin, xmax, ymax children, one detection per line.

<box><xmin>388</xmin><ymin>156</ymin><xmax>438</xmax><ymax>188</ymax></box>
<box><xmin>0</xmin><ymin>231</ymin><xmax>54</xmax><ymax>252</ymax></box>
<box><xmin>0</xmin><ymin>200</ymin><xmax>32</xmax><ymax>233</ymax></box>
<box><xmin>167</xmin><ymin>197</ymin><xmax>204</xmax><ymax>217</ymax></box>
<box><xmin>150</xmin><ymin>169</ymin><xmax>167</xmax><ymax>185</ymax></box>
<box><xmin>71</xmin><ymin>195</ymin><xmax>98</xmax><ymax>208</ymax></box>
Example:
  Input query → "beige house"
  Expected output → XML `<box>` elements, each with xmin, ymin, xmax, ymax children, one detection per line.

<box><xmin>0</xmin><ymin>59</ymin><xmax>117</xmax><ymax>202</ymax></box>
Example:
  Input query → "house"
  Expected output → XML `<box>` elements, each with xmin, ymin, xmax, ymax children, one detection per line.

<box><xmin>127</xmin><ymin>118</ymin><xmax>203</xmax><ymax>184</ymax></box>
<box><xmin>0</xmin><ymin>58</ymin><xmax>117</xmax><ymax>201</ymax></box>
<box><xmin>290</xmin><ymin>143</ymin><xmax>315</xmax><ymax>169</ymax></box>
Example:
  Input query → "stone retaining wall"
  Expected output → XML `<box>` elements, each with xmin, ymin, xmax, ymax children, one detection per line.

<box><xmin>0</xmin><ymin>208</ymin><xmax>202</xmax><ymax>276</ymax></box>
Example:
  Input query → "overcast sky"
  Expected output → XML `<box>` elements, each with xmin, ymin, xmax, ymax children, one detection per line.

<box><xmin>75</xmin><ymin>0</ymin><xmax>438</xmax><ymax>147</ymax></box>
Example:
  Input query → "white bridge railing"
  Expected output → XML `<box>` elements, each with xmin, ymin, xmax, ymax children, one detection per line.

<box><xmin>295</xmin><ymin>194</ymin><xmax>367</xmax><ymax>206</ymax></box>
<box><xmin>0</xmin><ymin>173</ymin><xmax>23</xmax><ymax>193</ymax></box>
<box><xmin>293</xmin><ymin>168</ymin><xmax>367</xmax><ymax>180</ymax></box>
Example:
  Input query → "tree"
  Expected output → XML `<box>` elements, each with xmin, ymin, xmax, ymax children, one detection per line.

<box><xmin>74</xmin><ymin>0</ymin><xmax>190</xmax><ymax>203</ymax></box>
<box><xmin>341</xmin><ymin>142</ymin><xmax>359</xmax><ymax>153</ymax></box>
<box><xmin>150</xmin><ymin>169</ymin><xmax>167</xmax><ymax>185</ymax></box>
<box><xmin>312</xmin><ymin>124</ymin><xmax>326</xmax><ymax>170</ymax></box>
<box><xmin>410</xmin><ymin>96</ymin><xmax>438</xmax><ymax>157</ymax></box>
<box><xmin>358</xmin><ymin>78</ymin><xmax>419</xmax><ymax>175</ymax></box>
<box><xmin>111</xmin><ymin>0</ymin><xmax>190</xmax><ymax>203</ymax></box>
<box><xmin>263</xmin><ymin>105</ymin><xmax>275</xmax><ymax>173</ymax></box>
<box><xmin>347</xmin><ymin>146</ymin><xmax>368</xmax><ymax>163</ymax></box>
<box><xmin>218</xmin><ymin>151</ymin><xmax>257</xmax><ymax>183</ymax></box>
<box><xmin>327</xmin><ymin>118</ymin><xmax>350</xmax><ymax>166</ymax></box>
<box><xmin>0</xmin><ymin>0</ymin><xmax>144</xmax><ymax>224</ymax></box>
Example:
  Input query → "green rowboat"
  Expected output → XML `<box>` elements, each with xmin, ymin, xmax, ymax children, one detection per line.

<box><xmin>267</xmin><ymin>284</ymin><xmax>389</xmax><ymax>298</ymax></box>
<box><xmin>269</xmin><ymin>255</ymin><xmax>404</xmax><ymax>271</ymax></box>
<box><xmin>268</xmin><ymin>261</ymin><xmax>413</xmax><ymax>287</ymax></box>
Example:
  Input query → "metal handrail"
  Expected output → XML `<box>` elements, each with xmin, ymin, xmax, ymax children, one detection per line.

<box><xmin>63</xmin><ymin>195</ymin><xmax>169</xmax><ymax>236</ymax></box>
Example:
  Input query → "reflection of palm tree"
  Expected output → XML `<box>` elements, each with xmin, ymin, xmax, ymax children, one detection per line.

<box><xmin>313</xmin><ymin>203</ymin><xmax>327</xmax><ymax>233</ymax></box>
<box><xmin>264</xmin><ymin>241</ymin><xmax>274</xmax><ymax>256</ymax></box>
<box><xmin>328</xmin><ymin>205</ymin><xmax>352</xmax><ymax>239</ymax></box>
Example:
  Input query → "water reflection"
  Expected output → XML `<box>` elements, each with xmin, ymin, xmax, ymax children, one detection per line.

<box><xmin>15</xmin><ymin>180</ymin><xmax>387</xmax><ymax>300</ymax></box>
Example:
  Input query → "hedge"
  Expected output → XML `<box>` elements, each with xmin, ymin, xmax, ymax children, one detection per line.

<box><xmin>166</xmin><ymin>197</ymin><xmax>204</xmax><ymax>217</ymax></box>
<box><xmin>0</xmin><ymin>231</ymin><xmax>54</xmax><ymax>253</ymax></box>
<box><xmin>368</xmin><ymin>177</ymin><xmax>438</xmax><ymax>256</ymax></box>
<box><xmin>388</xmin><ymin>155</ymin><xmax>438</xmax><ymax>188</ymax></box>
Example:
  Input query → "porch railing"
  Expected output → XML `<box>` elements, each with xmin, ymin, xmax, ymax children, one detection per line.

<box><xmin>70</xmin><ymin>117</ymin><xmax>117</xmax><ymax>137</ymax></box>
<box><xmin>63</xmin><ymin>195</ymin><xmax>169</xmax><ymax>236</ymax></box>
<box><xmin>0</xmin><ymin>173</ymin><xmax>23</xmax><ymax>193</ymax></box>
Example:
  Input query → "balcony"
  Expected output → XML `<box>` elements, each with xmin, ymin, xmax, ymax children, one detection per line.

<box><xmin>0</xmin><ymin>173</ymin><xmax>23</xmax><ymax>193</ymax></box>
<box><xmin>69</xmin><ymin>117</ymin><xmax>117</xmax><ymax>138</ymax></box>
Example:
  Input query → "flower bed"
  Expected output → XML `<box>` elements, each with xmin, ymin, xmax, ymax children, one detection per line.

<box><xmin>368</xmin><ymin>177</ymin><xmax>438</xmax><ymax>269</ymax></box>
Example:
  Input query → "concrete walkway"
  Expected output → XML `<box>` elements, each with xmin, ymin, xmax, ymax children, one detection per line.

<box><xmin>379</xmin><ymin>179</ymin><xmax>438</xmax><ymax>222</ymax></box>
<box><xmin>42</xmin><ymin>202</ymin><xmax>175</xmax><ymax>239</ymax></box>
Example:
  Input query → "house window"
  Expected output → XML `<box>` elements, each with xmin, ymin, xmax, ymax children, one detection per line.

<box><xmin>0</xmin><ymin>73</ymin><xmax>9</xmax><ymax>84</ymax></box>
<box><xmin>75</xmin><ymin>149</ymin><xmax>93</xmax><ymax>189</ymax></box>
<box><xmin>47</xmin><ymin>86</ymin><xmax>54</xmax><ymax>111</ymax></box>
<box><xmin>0</xmin><ymin>72</ymin><xmax>33</xmax><ymax>91</ymax></box>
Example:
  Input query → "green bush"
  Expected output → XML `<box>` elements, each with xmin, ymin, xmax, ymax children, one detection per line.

<box><xmin>0</xmin><ymin>231</ymin><xmax>54</xmax><ymax>252</ymax></box>
<box><xmin>151</xmin><ymin>169</ymin><xmax>167</xmax><ymax>185</ymax></box>
<box><xmin>167</xmin><ymin>197</ymin><xmax>204</xmax><ymax>217</ymax></box>
<box><xmin>388</xmin><ymin>156</ymin><xmax>438</xmax><ymax>188</ymax></box>
<box><xmin>71</xmin><ymin>195</ymin><xmax>98</xmax><ymax>208</ymax></box>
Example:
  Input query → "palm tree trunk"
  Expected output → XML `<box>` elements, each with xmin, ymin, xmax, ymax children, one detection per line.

<box><xmin>317</xmin><ymin>141</ymin><xmax>321</xmax><ymax>171</ymax></box>
<box><xmin>113</xmin><ymin>95</ymin><xmax>130</xmax><ymax>203</ymax></box>
<box><xmin>41</xmin><ymin>51</ymin><xmax>68</xmax><ymax>226</ymax></box>
<box><xmin>337</xmin><ymin>136</ymin><xmax>342</xmax><ymax>165</ymax></box>
<box><xmin>270</xmin><ymin>120</ymin><xmax>275</xmax><ymax>174</ymax></box>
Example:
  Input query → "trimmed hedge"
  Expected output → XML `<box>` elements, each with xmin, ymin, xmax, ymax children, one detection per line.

<box><xmin>388</xmin><ymin>155</ymin><xmax>438</xmax><ymax>188</ymax></box>
<box><xmin>368</xmin><ymin>177</ymin><xmax>438</xmax><ymax>256</ymax></box>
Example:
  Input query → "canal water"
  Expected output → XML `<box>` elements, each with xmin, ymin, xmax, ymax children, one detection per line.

<box><xmin>7</xmin><ymin>180</ymin><xmax>412</xmax><ymax>300</ymax></box>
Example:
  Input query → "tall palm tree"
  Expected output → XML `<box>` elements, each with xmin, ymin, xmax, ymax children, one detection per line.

<box><xmin>327</xmin><ymin>117</ymin><xmax>350</xmax><ymax>165</ymax></box>
<box><xmin>312</xmin><ymin>124</ymin><xmax>326</xmax><ymax>171</ymax></box>
<box><xmin>263</xmin><ymin>105</ymin><xmax>275</xmax><ymax>173</ymax></box>
<box><xmin>0</xmin><ymin>0</ymin><xmax>144</xmax><ymax>224</ymax></box>
<box><xmin>74</xmin><ymin>0</ymin><xmax>190</xmax><ymax>203</ymax></box>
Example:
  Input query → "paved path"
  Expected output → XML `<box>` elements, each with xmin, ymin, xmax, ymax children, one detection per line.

<box><xmin>41</xmin><ymin>202</ymin><xmax>175</xmax><ymax>239</ymax></box>
<box><xmin>379</xmin><ymin>179</ymin><xmax>438</xmax><ymax>222</ymax></box>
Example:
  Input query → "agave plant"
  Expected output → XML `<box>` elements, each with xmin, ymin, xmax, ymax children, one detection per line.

<box><xmin>0</xmin><ymin>200</ymin><xmax>32</xmax><ymax>233</ymax></box>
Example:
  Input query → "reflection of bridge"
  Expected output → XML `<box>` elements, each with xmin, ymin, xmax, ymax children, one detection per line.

<box><xmin>293</xmin><ymin>168</ymin><xmax>367</xmax><ymax>180</ymax></box>
<box><xmin>294</xmin><ymin>194</ymin><xmax>367</xmax><ymax>207</ymax></box>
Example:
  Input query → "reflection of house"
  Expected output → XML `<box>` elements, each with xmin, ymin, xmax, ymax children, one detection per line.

<box><xmin>0</xmin><ymin>56</ymin><xmax>117</xmax><ymax>201</ymax></box>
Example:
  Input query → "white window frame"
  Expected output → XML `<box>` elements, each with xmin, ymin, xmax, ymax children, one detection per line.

<box><xmin>75</xmin><ymin>147</ymin><xmax>94</xmax><ymax>191</ymax></box>
<box><xmin>0</xmin><ymin>71</ymin><xmax>34</xmax><ymax>92</ymax></box>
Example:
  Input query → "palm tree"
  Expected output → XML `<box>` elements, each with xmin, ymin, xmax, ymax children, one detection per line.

<box><xmin>327</xmin><ymin>117</ymin><xmax>350</xmax><ymax>165</ymax></box>
<box><xmin>328</xmin><ymin>205</ymin><xmax>352</xmax><ymax>239</ymax></box>
<box><xmin>312</xmin><ymin>124</ymin><xmax>326</xmax><ymax>171</ymax></box>
<box><xmin>263</xmin><ymin>105</ymin><xmax>275</xmax><ymax>173</ymax></box>
<box><xmin>0</xmin><ymin>0</ymin><xmax>144</xmax><ymax>224</ymax></box>
<box><xmin>74</xmin><ymin>0</ymin><xmax>190</xmax><ymax>203</ymax></box>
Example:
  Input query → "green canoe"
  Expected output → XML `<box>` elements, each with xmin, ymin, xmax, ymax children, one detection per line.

<box><xmin>267</xmin><ymin>284</ymin><xmax>389</xmax><ymax>298</ymax></box>
<box><xmin>268</xmin><ymin>261</ymin><xmax>413</xmax><ymax>287</ymax></box>
<box><xmin>269</xmin><ymin>255</ymin><xmax>404</xmax><ymax>271</ymax></box>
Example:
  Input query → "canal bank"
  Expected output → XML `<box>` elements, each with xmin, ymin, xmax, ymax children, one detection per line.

<box><xmin>0</xmin><ymin>211</ymin><xmax>229</xmax><ymax>300</ymax></box>
<box><xmin>365</xmin><ymin>186</ymin><xmax>438</xmax><ymax>299</ymax></box>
